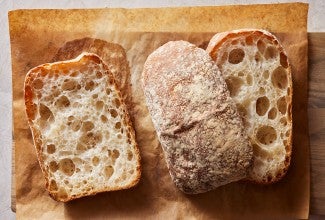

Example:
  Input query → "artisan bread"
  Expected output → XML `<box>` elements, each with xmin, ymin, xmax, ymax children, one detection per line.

<box><xmin>142</xmin><ymin>41</ymin><xmax>253</xmax><ymax>194</ymax></box>
<box><xmin>24</xmin><ymin>53</ymin><xmax>141</xmax><ymax>202</ymax></box>
<box><xmin>206</xmin><ymin>29</ymin><xmax>292</xmax><ymax>184</ymax></box>
<box><xmin>52</xmin><ymin>37</ymin><xmax>131</xmax><ymax>104</ymax></box>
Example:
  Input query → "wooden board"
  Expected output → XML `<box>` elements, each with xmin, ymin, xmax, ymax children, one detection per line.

<box><xmin>11</xmin><ymin>32</ymin><xmax>324</xmax><ymax>215</ymax></box>
<box><xmin>308</xmin><ymin>33</ymin><xmax>325</xmax><ymax>215</ymax></box>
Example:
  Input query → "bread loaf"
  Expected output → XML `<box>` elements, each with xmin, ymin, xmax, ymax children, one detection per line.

<box><xmin>24</xmin><ymin>53</ymin><xmax>141</xmax><ymax>202</ymax></box>
<box><xmin>52</xmin><ymin>37</ymin><xmax>131</xmax><ymax>104</ymax></box>
<box><xmin>206</xmin><ymin>29</ymin><xmax>292</xmax><ymax>184</ymax></box>
<box><xmin>142</xmin><ymin>41</ymin><xmax>253</xmax><ymax>194</ymax></box>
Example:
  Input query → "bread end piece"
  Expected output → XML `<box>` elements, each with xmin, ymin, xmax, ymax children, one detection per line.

<box><xmin>24</xmin><ymin>53</ymin><xmax>141</xmax><ymax>202</ymax></box>
<box><xmin>207</xmin><ymin>29</ymin><xmax>292</xmax><ymax>184</ymax></box>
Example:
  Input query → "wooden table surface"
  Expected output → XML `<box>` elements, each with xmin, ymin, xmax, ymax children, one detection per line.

<box><xmin>308</xmin><ymin>33</ymin><xmax>325</xmax><ymax>215</ymax></box>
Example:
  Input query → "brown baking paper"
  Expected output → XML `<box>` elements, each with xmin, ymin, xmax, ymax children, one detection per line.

<box><xmin>9</xmin><ymin>3</ymin><xmax>309</xmax><ymax>219</ymax></box>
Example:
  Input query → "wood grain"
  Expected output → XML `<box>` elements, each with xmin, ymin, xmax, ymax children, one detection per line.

<box><xmin>309</xmin><ymin>33</ymin><xmax>325</xmax><ymax>215</ymax></box>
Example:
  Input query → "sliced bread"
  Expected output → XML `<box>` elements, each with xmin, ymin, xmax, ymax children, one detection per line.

<box><xmin>206</xmin><ymin>29</ymin><xmax>292</xmax><ymax>184</ymax></box>
<box><xmin>24</xmin><ymin>52</ymin><xmax>141</xmax><ymax>202</ymax></box>
<box><xmin>51</xmin><ymin>37</ymin><xmax>131</xmax><ymax>104</ymax></box>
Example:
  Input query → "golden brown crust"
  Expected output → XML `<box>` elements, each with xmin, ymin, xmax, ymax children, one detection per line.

<box><xmin>207</xmin><ymin>29</ymin><xmax>292</xmax><ymax>184</ymax></box>
<box><xmin>24</xmin><ymin>53</ymin><xmax>141</xmax><ymax>202</ymax></box>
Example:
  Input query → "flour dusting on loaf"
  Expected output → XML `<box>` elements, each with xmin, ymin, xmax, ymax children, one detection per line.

<box><xmin>206</xmin><ymin>29</ymin><xmax>292</xmax><ymax>184</ymax></box>
<box><xmin>142</xmin><ymin>41</ymin><xmax>253</xmax><ymax>194</ymax></box>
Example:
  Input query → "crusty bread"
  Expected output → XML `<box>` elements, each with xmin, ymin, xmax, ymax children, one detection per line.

<box><xmin>206</xmin><ymin>29</ymin><xmax>292</xmax><ymax>184</ymax></box>
<box><xmin>24</xmin><ymin>53</ymin><xmax>141</xmax><ymax>202</ymax></box>
<box><xmin>51</xmin><ymin>37</ymin><xmax>131</xmax><ymax>104</ymax></box>
<box><xmin>142</xmin><ymin>41</ymin><xmax>253</xmax><ymax>194</ymax></box>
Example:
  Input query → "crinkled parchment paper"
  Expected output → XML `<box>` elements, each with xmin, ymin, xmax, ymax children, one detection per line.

<box><xmin>9</xmin><ymin>3</ymin><xmax>309</xmax><ymax>219</ymax></box>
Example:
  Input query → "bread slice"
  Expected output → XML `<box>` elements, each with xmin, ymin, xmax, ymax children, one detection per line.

<box><xmin>24</xmin><ymin>52</ymin><xmax>141</xmax><ymax>202</ymax></box>
<box><xmin>142</xmin><ymin>41</ymin><xmax>253</xmax><ymax>194</ymax></box>
<box><xmin>51</xmin><ymin>37</ymin><xmax>131</xmax><ymax>104</ymax></box>
<box><xmin>206</xmin><ymin>29</ymin><xmax>292</xmax><ymax>184</ymax></box>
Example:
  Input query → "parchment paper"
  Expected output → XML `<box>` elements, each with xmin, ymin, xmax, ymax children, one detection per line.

<box><xmin>9</xmin><ymin>3</ymin><xmax>309</xmax><ymax>219</ymax></box>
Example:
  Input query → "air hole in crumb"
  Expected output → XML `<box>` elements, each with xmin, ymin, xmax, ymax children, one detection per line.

<box><xmin>256</xmin><ymin>96</ymin><xmax>270</xmax><ymax>116</ymax></box>
<box><xmin>59</xmin><ymin>158</ymin><xmax>75</xmax><ymax>176</ymax></box>
<box><xmin>127</xmin><ymin>150</ymin><xmax>133</xmax><ymax>161</ymax></box>
<box><xmin>115</xmin><ymin>122</ymin><xmax>121</xmax><ymax>129</ymax></box>
<box><xmin>83</xmin><ymin>180</ymin><xmax>87</xmax><ymax>184</ymax></box>
<box><xmin>62</xmin><ymin>79</ymin><xmax>77</xmax><ymax>91</ymax></box>
<box><xmin>109</xmin><ymin>78</ymin><xmax>114</xmax><ymax>85</ymax></box>
<box><xmin>272</xmin><ymin>66</ymin><xmax>288</xmax><ymax>89</ymax></box>
<box><xmin>39</xmin><ymin>104</ymin><xmax>54</xmax><ymax>121</ymax></box>
<box><xmin>96</xmin><ymin>71</ymin><xmax>103</xmax><ymax>79</ymax></box>
<box><xmin>129</xmin><ymin>170</ymin><xmax>134</xmax><ymax>174</ymax></box>
<box><xmin>100</xmin><ymin>115</ymin><xmax>108</xmax><ymax>123</ymax></box>
<box><xmin>68</xmin><ymin>116</ymin><xmax>74</xmax><ymax>121</ymax></box>
<box><xmin>259</xmin><ymin>87</ymin><xmax>265</xmax><ymax>94</ymax></box>
<box><xmin>277</xmin><ymin>97</ymin><xmax>287</xmax><ymax>114</ymax></box>
<box><xmin>112</xmin><ymin>149</ymin><xmax>120</xmax><ymax>162</ymax></box>
<box><xmin>256</xmin><ymin>125</ymin><xmax>277</xmax><ymax>145</ymax></box>
<box><xmin>225</xmin><ymin>76</ymin><xmax>243</xmax><ymax>97</ymax></box>
<box><xmin>246</xmin><ymin>74</ymin><xmax>253</xmax><ymax>85</ymax></box>
<box><xmin>280</xmin><ymin>117</ymin><xmax>287</xmax><ymax>126</ymax></box>
<box><xmin>257</xmin><ymin>39</ymin><xmax>266</xmax><ymax>53</ymax></box>
<box><xmin>32</xmin><ymin>79</ymin><xmax>43</xmax><ymax>89</ymax></box>
<box><xmin>64</xmin><ymin>180</ymin><xmax>69</xmax><ymax>185</ymax></box>
<box><xmin>92</xmin><ymin>94</ymin><xmax>98</xmax><ymax>99</ymax></box>
<box><xmin>255</xmin><ymin>52</ymin><xmax>262</xmax><ymax>62</ymax></box>
<box><xmin>110</xmin><ymin>109</ymin><xmax>118</xmax><ymax>118</ymax></box>
<box><xmin>263</xmin><ymin>71</ymin><xmax>269</xmax><ymax>79</ymax></box>
<box><xmin>70</xmin><ymin>119</ymin><xmax>82</xmax><ymax>131</ymax></box>
<box><xmin>231</xmin><ymin>40</ymin><xmax>238</xmax><ymax>45</ymax></box>
<box><xmin>47</xmin><ymin>144</ymin><xmax>56</xmax><ymax>154</ymax></box>
<box><xmin>286</xmin><ymin>130</ymin><xmax>290</xmax><ymax>137</ymax></box>
<box><xmin>80</xmin><ymin>132</ymin><xmax>102</xmax><ymax>148</ymax></box>
<box><xmin>106</xmin><ymin>88</ymin><xmax>112</xmax><ymax>95</ymax></box>
<box><xmin>49</xmin><ymin>180</ymin><xmax>58</xmax><ymax>191</ymax></box>
<box><xmin>238</xmin><ymin>72</ymin><xmax>244</xmax><ymax>77</ymax></box>
<box><xmin>92</xmin><ymin>156</ymin><xmax>100</xmax><ymax>166</ymax></box>
<box><xmin>104</xmin><ymin>166</ymin><xmax>114</xmax><ymax>179</ymax></box>
<box><xmin>268</xmin><ymin>107</ymin><xmax>277</xmax><ymax>120</ymax></box>
<box><xmin>280</xmin><ymin>52</ymin><xmax>289</xmax><ymax>68</ymax></box>
<box><xmin>264</xmin><ymin>46</ymin><xmax>277</xmax><ymax>59</ymax></box>
<box><xmin>49</xmin><ymin>161</ymin><xmax>58</xmax><ymax>172</ymax></box>
<box><xmin>114</xmin><ymin>98</ymin><xmax>121</xmax><ymax>108</ymax></box>
<box><xmin>228</xmin><ymin>48</ymin><xmax>245</xmax><ymax>64</ymax></box>
<box><xmin>96</xmin><ymin>101</ymin><xmax>104</xmax><ymax>111</ymax></box>
<box><xmin>85</xmin><ymin>81</ymin><xmax>95</xmax><ymax>91</ymax></box>
<box><xmin>117</xmin><ymin>134</ymin><xmax>122</xmax><ymax>139</ymax></box>
<box><xmin>77</xmin><ymin>142</ymin><xmax>85</xmax><ymax>152</ymax></box>
<box><xmin>56</xmin><ymin>95</ymin><xmax>70</xmax><ymax>108</ymax></box>
<box><xmin>82</xmin><ymin>121</ymin><xmax>94</xmax><ymax>132</ymax></box>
